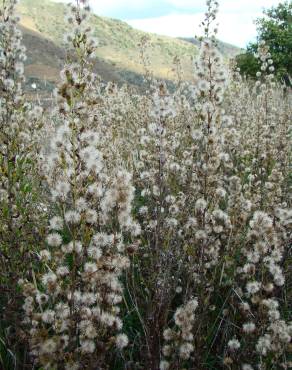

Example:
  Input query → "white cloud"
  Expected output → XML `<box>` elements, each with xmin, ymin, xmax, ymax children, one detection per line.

<box><xmin>52</xmin><ymin>0</ymin><xmax>155</xmax><ymax>14</ymax></box>
<box><xmin>219</xmin><ymin>0</ymin><xmax>282</xmax><ymax>13</ymax></box>
<box><xmin>127</xmin><ymin>14</ymin><xmax>202</xmax><ymax>38</ymax></box>
<box><xmin>90</xmin><ymin>0</ymin><xmax>150</xmax><ymax>14</ymax></box>
<box><xmin>126</xmin><ymin>12</ymin><xmax>258</xmax><ymax>47</ymax></box>
<box><xmin>53</xmin><ymin>0</ymin><xmax>281</xmax><ymax>15</ymax></box>
<box><xmin>52</xmin><ymin>0</ymin><xmax>283</xmax><ymax>47</ymax></box>
<box><xmin>165</xmin><ymin>0</ymin><xmax>205</xmax><ymax>8</ymax></box>
<box><xmin>126</xmin><ymin>0</ymin><xmax>282</xmax><ymax>47</ymax></box>
<box><xmin>55</xmin><ymin>0</ymin><xmax>281</xmax><ymax>12</ymax></box>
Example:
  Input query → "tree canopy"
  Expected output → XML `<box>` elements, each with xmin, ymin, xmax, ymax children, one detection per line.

<box><xmin>236</xmin><ymin>1</ymin><xmax>292</xmax><ymax>85</ymax></box>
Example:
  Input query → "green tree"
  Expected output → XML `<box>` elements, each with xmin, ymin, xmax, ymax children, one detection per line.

<box><xmin>236</xmin><ymin>1</ymin><xmax>292</xmax><ymax>85</ymax></box>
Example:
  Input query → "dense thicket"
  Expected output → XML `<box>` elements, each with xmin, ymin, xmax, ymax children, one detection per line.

<box><xmin>0</xmin><ymin>1</ymin><xmax>291</xmax><ymax>369</ymax></box>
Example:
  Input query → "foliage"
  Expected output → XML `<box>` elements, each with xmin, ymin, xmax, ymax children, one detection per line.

<box><xmin>236</xmin><ymin>1</ymin><xmax>292</xmax><ymax>85</ymax></box>
<box><xmin>234</xmin><ymin>51</ymin><xmax>259</xmax><ymax>79</ymax></box>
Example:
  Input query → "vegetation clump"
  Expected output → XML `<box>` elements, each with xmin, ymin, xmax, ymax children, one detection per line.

<box><xmin>0</xmin><ymin>0</ymin><xmax>291</xmax><ymax>369</ymax></box>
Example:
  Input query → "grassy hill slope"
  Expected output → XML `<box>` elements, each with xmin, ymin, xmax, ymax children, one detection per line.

<box><xmin>16</xmin><ymin>0</ymin><xmax>241</xmax><ymax>90</ymax></box>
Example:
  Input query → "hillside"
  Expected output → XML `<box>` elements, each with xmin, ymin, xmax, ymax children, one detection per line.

<box><xmin>180</xmin><ymin>37</ymin><xmax>242</xmax><ymax>59</ymax></box>
<box><xmin>21</xmin><ymin>24</ymin><xmax>130</xmax><ymax>93</ymax></box>
<box><xmin>16</xmin><ymin>0</ymin><xmax>241</xmax><ymax>90</ymax></box>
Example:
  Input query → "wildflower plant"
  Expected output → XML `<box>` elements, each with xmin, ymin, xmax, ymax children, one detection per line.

<box><xmin>160</xmin><ymin>298</ymin><xmax>198</xmax><ymax>370</ymax></box>
<box><xmin>0</xmin><ymin>0</ymin><xmax>291</xmax><ymax>369</ymax></box>
<box><xmin>0</xmin><ymin>0</ymin><xmax>44</xmax><ymax>360</ymax></box>
<box><xmin>21</xmin><ymin>2</ymin><xmax>139</xmax><ymax>369</ymax></box>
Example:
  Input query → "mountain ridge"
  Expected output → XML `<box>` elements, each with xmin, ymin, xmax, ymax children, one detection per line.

<box><xmin>16</xmin><ymin>0</ymin><xmax>241</xmax><ymax>91</ymax></box>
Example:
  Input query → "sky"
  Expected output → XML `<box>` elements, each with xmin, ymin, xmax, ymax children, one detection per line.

<box><xmin>53</xmin><ymin>0</ymin><xmax>283</xmax><ymax>47</ymax></box>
